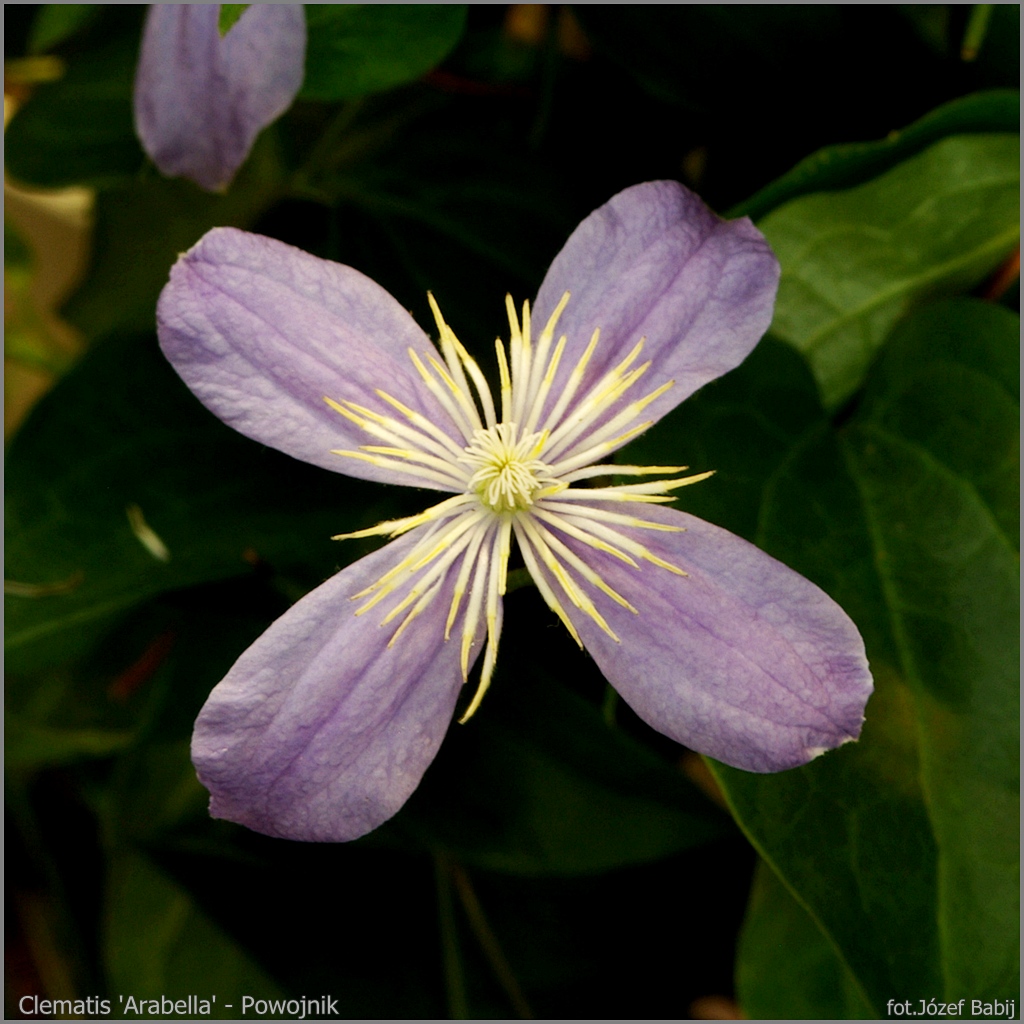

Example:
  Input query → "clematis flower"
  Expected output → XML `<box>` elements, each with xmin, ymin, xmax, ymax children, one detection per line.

<box><xmin>134</xmin><ymin>4</ymin><xmax>306</xmax><ymax>192</ymax></box>
<box><xmin>157</xmin><ymin>181</ymin><xmax>873</xmax><ymax>842</ymax></box>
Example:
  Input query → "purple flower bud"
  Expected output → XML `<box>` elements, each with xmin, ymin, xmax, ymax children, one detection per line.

<box><xmin>134</xmin><ymin>4</ymin><xmax>305</xmax><ymax>191</ymax></box>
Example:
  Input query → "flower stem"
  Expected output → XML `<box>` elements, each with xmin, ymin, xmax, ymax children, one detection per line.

<box><xmin>601</xmin><ymin>684</ymin><xmax>619</xmax><ymax>727</ymax></box>
<box><xmin>448</xmin><ymin>860</ymin><xmax>534</xmax><ymax>1020</ymax></box>
<box><xmin>960</xmin><ymin>4</ymin><xmax>993</xmax><ymax>61</ymax></box>
<box><xmin>433</xmin><ymin>852</ymin><xmax>469</xmax><ymax>1020</ymax></box>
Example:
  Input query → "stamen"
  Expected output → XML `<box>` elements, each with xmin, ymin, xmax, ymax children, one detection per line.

<box><xmin>460</xmin><ymin>538</ymin><xmax>493</xmax><ymax>679</ymax></box>
<box><xmin>331</xmin><ymin>493</ymin><xmax>475</xmax><ymax>542</ymax></box>
<box><xmin>458</xmin><ymin>528</ymin><xmax>507</xmax><ymax>722</ymax></box>
<box><xmin>511</xmin><ymin>299</ymin><xmax>535</xmax><ymax>426</ymax></box>
<box><xmin>352</xmin><ymin>516</ymin><xmax>456</xmax><ymax>597</ymax></box>
<box><xmin>565</xmin><ymin>471</ymin><xmax>716</xmax><ymax>498</ymax></box>
<box><xmin>545</xmin><ymin>422</ymin><xmax>654</xmax><ymax>477</ymax></box>
<box><xmin>504</xmin><ymin>295</ymin><xmax>525</xmax><ymax>419</ymax></box>
<box><xmin>356</xmin><ymin>445</ymin><xmax>470</xmax><ymax>483</ymax></box>
<box><xmin>380</xmin><ymin>524</ymin><xmax>479</xmax><ymax>627</ymax></box>
<box><xmin>542</xmin><ymin>370</ymin><xmax>650</xmax><ymax>464</ymax></box>
<box><xmin>330</xmin><ymin>448</ymin><xmax>472</xmax><ymax>489</ymax></box>
<box><xmin>528</xmin><ymin>518</ymin><xmax>637</xmax><ymax>612</ymax></box>
<box><xmin>429</xmin><ymin>294</ymin><xmax>499</xmax><ymax>429</ymax></box>
<box><xmin>428</xmin><ymin>292</ymin><xmax>476</xmax><ymax>413</ymax></box>
<box><xmin>559</xmin><ymin>464</ymin><xmax>689</xmax><ymax>483</ymax></box>
<box><xmin>325</xmin><ymin>288</ymin><xmax>714</xmax><ymax>728</ymax></box>
<box><xmin>445</xmin><ymin>523</ymin><xmax>489</xmax><ymax>639</ymax></box>
<box><xmin>495</xmin><ymin>517</ymin><xmax>512</xmax><ymax>594</ymax></box>
<box><xmin>548</xmin><ymin>380</ymin><xmax>675</xmax><ymax>470</ymax></box>
<box><xmin>539</xmin><ymin>327</ymin><xmax>600</xmax><ymax>434</ymax></box>
<box><xmin>540</xmin><ymin>500</ymin><xmax>685</xmax><ymax>532</ymax></box>
<box><xmin>426</xmin><ymin>352</ymin><xmax>483</xmax><ymax>432</ymax></box>
<box><xmin>513</xmin><ymin>525</ymin><xmax>582</xmax><ymax>648</ymax></box>
<box><xmin>325</xmin><ymin>395</ymin><xmax>467</xmax><ymax>474</ymax></box>
<box><xmin>523</xmin><ymin>334</ymin><xmax>567</xmax><ymax>435</ymax></box>
<box><xmin>387</xmin><ymin>578</ymin><xmax>444</xmax><ymax>647</ymax></box>
<box><xmin>408</xmin><ymin>348</ymin><xmax>477</xmax><ymax>442</ymax></box>
<box><xmin>531</xmin><ymin>506</ymin><xmax>639</xmax><ymax>566</ymax></box>
<box><xmin>541</xmin><ymin>342</ymin><xmax>649</xmax><ymax>458</ymax></box>
<box><xmin>505</xmin><ymin>294</ymin><xmax>523</xmax><ymax>349</ymax></box>
<box><xmin>537</xmin><ymin>504</ymin><xmax>688</xmax><ymax>575</ymax></box>
<box><xmin>523</xmin><ymin>291</ymin><xmax>570</xmax><ymax>421</ymax></box>
<box><xmin>495</xmin><ymin>337</ymin><xmax>513</xmax><ymax>424</ymax></box>
<box><xmin>371</xmin><ymin>392</ymin><xmax>467</xmax><ymax>460</ymax></box>
<box><xmin>517</xmin><ymin>516</ymin><xmax>620</xmax><ymax>641</ymax></box>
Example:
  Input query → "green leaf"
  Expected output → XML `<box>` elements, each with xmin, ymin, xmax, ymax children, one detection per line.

<box><xmin>858</xmin><ymin>298</ymin><xmax>1019</xmax><ymax>545</ymax></box>
<box><xmin>709</xmin><ymin>299</ymin><xmax>1019</xmax><ymax>1012</ymax></box>
<box><xmin>849</xmin><ymin>432</ymin><xmax>1018</xmax><ymax>1000</ymax></box>
<box><xmin>6</xmin><ymin>719</ymin><xmax>134</xmax><ymax>770</ymax></box>
<box><xmin>218</xmin><ymin>5</ymin><xmax>249</xmax><ymax>37</ymax></box>
<box><xmin>760</xmin><ymin>133</ymin><xmax>1019</xmax><ymax>407</ymax></box>
<box><xmin>735</xmin><ymin>89</ymin><xmax>1020</xmax><ymax>220</ymax></box>
<box><xmin>4</xmin><ymin>36</ymin><xmax>142</xmax><ymax>188</ymax></box>
<box><xmin>105</xmin><ymin>849</ymin><xmax>286</xmax><ymax>1018</ymax></box>
<box><xmin>301</xmin><ymin>5</ymin><xmax>467</xmax><ymax>100</ymax></box>
<box><xmin>28</xmin><ymin>4</ymin><xmax>99</xmax><ymax>54</ymax></box>
<box><xmin>713</xmin><ymin>666</ymin><xmax>942</xmax><ymax>1015</ymax></box>
<box><xmin>5</xmin><ymin>604</ymin><xmax>178</xmax><ymax>770</ymax></box>
<box><xmin>844</xmin><ymin>427</ymin><xmax>1018</xmax><ymax>998</ymax></box>
<box><xmin>4</xmin><ymin>332</ymin><xmax>396</xmax><ymax>674</ymax></box>
<box><xmin>737</xmin><ymin>862</ymin><xmax>874</xmax><ymax>1019</ymax></box>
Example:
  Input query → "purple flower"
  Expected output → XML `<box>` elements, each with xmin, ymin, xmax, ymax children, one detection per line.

<box><xmin>134</xmin><ymin>4</ymin><xmax>306</xmax><ymax>192</ymax></box>
<box><xmin>157</xmin><ymin>181</ymin><xmax>873</xmax><ymax>842</ymax></box>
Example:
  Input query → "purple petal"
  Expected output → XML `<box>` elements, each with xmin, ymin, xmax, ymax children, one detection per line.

<box><xmin>539</xmin><ymin>502</ymin><xmax>872</xmax><ymax>771</ymax></box>
<box><xmin>192</xmin><ymin>531</ymin><xmax>483</xmax><ymax>841</ymax></box>
<box><xmin>157</xmin><ymin>228</ymin><xmax>465</xmax><ymax>488</ymax></box>
<box><xmin>134</xmin><ymin>5</ymin><xmax>306</xmax><ymax>191</ymax></box>
<box><xmin>533</xmin><ymin>181</ymin><xmax>780</xmax><ymax>430</ymax></box>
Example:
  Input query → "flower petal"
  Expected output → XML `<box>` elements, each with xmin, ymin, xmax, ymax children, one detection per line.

<box><xmin>157</xmin><ymin>228</ymin><xmax>465</xmax><ymax>489</ymax></box>
<box><xmin>533</xmin><ymin>181</ymin><xmax>779</xmax><ymax>431</ymax></box>
<box><xmin>192</xmin><ymin>531</ymin><xmax>485</xmax><ymax>841</ymax></box>
<box><xmin>534</xmin><ymin>502</ymin><xmax>872</xmax><ymax>771</ymax></box>
<box><xmin>134</xmin><ymin>4</ymin><xmax>306</xmax><ymax>192</ymax></box>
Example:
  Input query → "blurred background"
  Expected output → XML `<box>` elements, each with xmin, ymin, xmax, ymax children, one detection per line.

<box><xmin>5</xmin><ymin>5</ymin><xmax>1019</xmax><ymax>1019</ymax></box>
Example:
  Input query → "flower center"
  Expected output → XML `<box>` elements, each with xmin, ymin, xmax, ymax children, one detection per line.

<box><xmin>326</xmin><ymin>289</ymin><xmax>709</xmax><ymax>723</ymax></box>
<box><xmin>460</xmin><ymin>423</ymin><xmax>553</xmax><ymax>514</ymax></box>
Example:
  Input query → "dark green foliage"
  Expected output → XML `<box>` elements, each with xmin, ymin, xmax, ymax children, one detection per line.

<box><xmin>5</xmin><ymin>5</ymin><xmax>1018</xmax><ymax>1018</ymax></box>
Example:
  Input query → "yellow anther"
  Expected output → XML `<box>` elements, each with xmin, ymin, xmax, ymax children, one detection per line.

<box><xmin>326</xmin><ymin>287</ymin><xmax>717</xmax><ymax>731</ymax></box>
